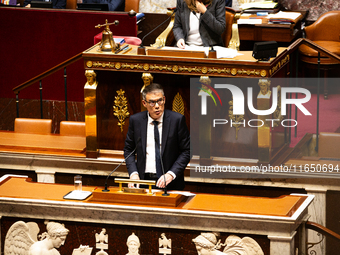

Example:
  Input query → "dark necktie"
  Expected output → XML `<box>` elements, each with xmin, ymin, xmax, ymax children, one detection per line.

<box><xmin>153</xmin><ymin>120</ymin><xmax>162</xmax><ymax>177</ymax></box>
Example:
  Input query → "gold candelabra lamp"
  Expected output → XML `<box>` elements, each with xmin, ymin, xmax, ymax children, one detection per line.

<box><xmin>95</xmin><ymin>19</ymin><xmax>120</xmax><ymax>52</ymax></box>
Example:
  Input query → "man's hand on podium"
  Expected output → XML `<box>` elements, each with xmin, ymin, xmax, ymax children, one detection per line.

<box><xmin>128</xmin><ymin>173</ymin><xmax>140</xmax><ymax>188</ymax></box>
<box><xmin>156</xmin><ymin>173</ymin><xmax>173</xmax><ymax>188</ymax></box>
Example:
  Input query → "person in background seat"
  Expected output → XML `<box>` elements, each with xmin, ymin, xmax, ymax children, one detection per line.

<box><xmin>173</xmin><ymin>0</ymin><xmax>226</xmax><ymax>48</ymax></box>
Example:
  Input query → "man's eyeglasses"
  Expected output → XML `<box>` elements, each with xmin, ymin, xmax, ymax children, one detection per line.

<box><xmin>145</xmin><ymin>98</ymin><xmax>164</xmax><ymax>107</ymax></box>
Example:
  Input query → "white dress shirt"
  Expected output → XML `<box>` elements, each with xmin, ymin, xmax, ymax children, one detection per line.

<box><xmin>186</xmin><ymin>11</ymin><xmax>203</xmax><ymax>47</ymax></box>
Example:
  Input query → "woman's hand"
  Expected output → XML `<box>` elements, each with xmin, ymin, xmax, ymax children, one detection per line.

<box><xmin>196</xmin><ymin>1</ymin><xmax>207</xmax><ymax>14</ymax></box>
<box><xmin>177</xmin><ymin>39</ymin><xmax>186</xmax><ymax>49</ymax></box>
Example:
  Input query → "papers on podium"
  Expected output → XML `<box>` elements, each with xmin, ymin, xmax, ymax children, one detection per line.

<box><xmin>64</xmin><ymin>190</ymin><xmax>92</xmax><ymax>200</ymax></box>
<box><xmin>267</xmin><ymin>11</ymin><xmax>302</xmax><ymax>24</ymax></box>
<box><xmin>239</xmin><ymin>1</ymin><xmax>279</xmax><ymax>13</ymax></box>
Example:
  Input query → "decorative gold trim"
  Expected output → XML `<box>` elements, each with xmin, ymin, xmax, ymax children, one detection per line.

<box><xmin>228</xmin><ymin>12</ymin><xmax>241</xmax><ymax>50</ymax></box>
<box><xmin>172</xmin><ymin>92</ymin><xmax>185</xmax><ymax>115</ymax></box>
<box><xmin>152</xmin><ymin>9</ymin><xmax>176</xmax><ymax>48</ymax></box>
<box><xmin>269</xmin><ymin>55</ymin><xmax>290</xmax><ymax>76</ymax></box>
<box><xmin>89</xmin><ymin>61</ymin><xmax>268</xmax><ymax>77</ymax></box>
<box><xmin>229</xmin><ymin>100</ymin><xmax>244</xmax><ymax>140</ymax></box>
<box><xmin>86</xmin><ymin>61</ymin><xmax>93</xmax><ymax>68</ymax></box>
<box><xmin>113</xmin><ymin>89</ymin><xmax>130</xmax><ymax>132</ymax></box>
<box><xmin>273</xmin><ymin>85</ymin><xmax>284</xmax><ymax>127</ymax></box>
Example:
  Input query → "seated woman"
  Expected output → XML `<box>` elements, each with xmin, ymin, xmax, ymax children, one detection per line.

<box><xmin>173</xmin><ymin>0</ymin><xmax>226</xmax><ymax>49</ymax></box>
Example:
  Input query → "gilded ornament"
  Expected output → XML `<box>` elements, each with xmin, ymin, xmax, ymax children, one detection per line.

<box><xmin>231</xmin><ymin>68</ymin><xmax>237</xmax><ymax>76</ymax></box>
<box><xmin>115</xmin><ymin>63</ymin><xmax>121</xmax><ymax>69</ymax></box>
<box><xmin>202</xmin><ymin>67</ymin><xmax>208</xmax><ymax>74</ymax></box>
<box><xmin>172</xmin><ymin>65</ymin><xmax>179</xmax><ymax>72</ymax></box>
<box><xmin>229</xmin><ymin>100</ymin><xmax>244</xmax><ymax>140</ymax></box>
<box><xmin>172</xmin><ymin>92</ymin><xmax>185</xmax><ymax>115</ymax></box>
<box><xmin>272</xmin><ymin>85</ymin><xmax>284</xmax><ymax>126</ymax></box>
<box><xmin>143</xmin><ymin>63</ymin><xmax>150</xmax><ymax>71</ymax></box>
<box><xmin>113</xmin><ymin>89</ymin><xmax>130</xmax><ymax>132</ymax></box>
<box><xmin>86</xmin><ymin>61</ymin><xmax>93</xmax><ymax>68</ymax></box>
<box><xmin>260</xmin><ymin>70</ymin><xmax>267</xmax><ymax>77</ymax></box>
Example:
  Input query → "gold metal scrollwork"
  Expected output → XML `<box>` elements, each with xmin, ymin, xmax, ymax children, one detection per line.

<box><xmin>229</xmin><ymin>100</ymin><xmax>244</xmax><ymax>140</ymax></box>
<box><xmin>113</xmin><ymin>89</ymin><xmax>130</xmax><ymax>132</ymax></box>
<box><xmin>272</xmin><ymin>85</ymin><xmax>284</xmax><ymax>127</ymax></box>
<box><xmin>86</xmin><ymin>61</ymin><xmax>93</xmax><ymax>68</ymax></box>
<box><xmin>87</xmin><ymin>60</ymin><xmax>266</xmax><ymax>77</ymax></box>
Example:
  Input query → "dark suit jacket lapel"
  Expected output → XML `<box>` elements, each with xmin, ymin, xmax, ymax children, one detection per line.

<box><xmin>184</xmin><ymin>4</ymin><xmax>191</xmax><ymax>35</ymax></box>
<box><xmin>141</xmin><ymin>111</ymin><xmax>148</xmax><ymax>157</ymax></box>
<box><xmin>161</xmin><ymin>110</ymin><xmax>170</xmax><ymax>157</ymax></box>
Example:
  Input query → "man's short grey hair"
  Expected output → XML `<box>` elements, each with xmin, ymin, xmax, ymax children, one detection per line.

<box><xmin>142</xmin><ymin>83</ymin><xmax>164</xmax><ymax>101</ymax></box>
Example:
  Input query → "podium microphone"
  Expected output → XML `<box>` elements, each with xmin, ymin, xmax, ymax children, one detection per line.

<box><xmin>138</xmin><ymin>8</ymin><xmax>177</xmax><ymax>54</ymax></box>
<box><xmin>155</xmin><ymin>139</ymin><xmax>170</xmax><ymax>196</ymax></box>
<box><xmin>102</xmin><ymin>137</ymin><xmax>141</xmax><ymax>192</ymax></box>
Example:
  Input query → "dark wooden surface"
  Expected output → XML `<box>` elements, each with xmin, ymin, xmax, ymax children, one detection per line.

<box><xmin>238</xmin><ymin>11</ymin><xmax>307</xmax><ymax>43</ymax></box>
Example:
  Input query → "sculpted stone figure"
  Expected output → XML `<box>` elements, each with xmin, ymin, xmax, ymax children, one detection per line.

<box><xmin>141</xmin><ymin>73</ymin><xmax>154</xmax><ymax>92</ymax></box>
<box><xmin>126</xmin><ymin>233</ymin><xmax>140</xmax><ymax>255</ymax></box>
<box><xmin>85</xmin><ymin>70</ymin><xmax>98</xmax><ymax>87</ymax></box>
<box><xmin>192</xmin><ymin>232</ymin><xmax>225</xmax><ymax>255</ymax></box>
<box><xmin>29</xmin><ymin>221</ymin><xmax>69</xmax><ymax>255</ymax></box>
<box><xmin>192</xmin><ymin>232</ymin><xmax>264</xmax><ymax>255</ymax></box>
<box><xmin>4</xmin><ymin>221</ymin><xmax>69</xmax><ymax>255</ymax></box>
<box><xmin>257</xmin><ymin>79</ymin><xmax>271</xmax><ymax>98</ymax></box>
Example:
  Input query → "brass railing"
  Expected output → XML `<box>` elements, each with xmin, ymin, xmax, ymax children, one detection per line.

<box><xmin>306</xmin><ymin>221</ymin><xmax>340</xmax><ymax>255</ymax></box>
<box><xmin>12</xmin><ymin>52</ymin><xmax>83</xmax><ymax>120</ymax></box>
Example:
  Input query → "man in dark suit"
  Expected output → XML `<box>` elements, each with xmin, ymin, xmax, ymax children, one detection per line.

<box><xmin>124</xmin><ymin>83</ymin><xmax>190</xmax><ymax>190</ymax></box>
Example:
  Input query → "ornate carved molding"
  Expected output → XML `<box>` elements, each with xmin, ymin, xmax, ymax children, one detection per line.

<box><xmin>86</xmin><ymin>60</ymin><xmax>269</xmax><ymax>77</ymax></box>
<box><xmin>229</xmin><ymin>101</ymin><xmax>244</xmax><ymax>140</ymax></box>
<box><xmin>269</xmin><ymin>55</ymin><xmax>290</xmax><ymax>76</ymax></box>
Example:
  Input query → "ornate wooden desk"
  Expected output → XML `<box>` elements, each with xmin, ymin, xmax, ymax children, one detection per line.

<box><xmin>238</xmin><ymin>11</ymin><xmax>307</xmax><ymax>44</ymax></box>
<box><xmin>82</xmin><ymin>45</ymin><xmax>291</xmax><ymax>164</ymax></box>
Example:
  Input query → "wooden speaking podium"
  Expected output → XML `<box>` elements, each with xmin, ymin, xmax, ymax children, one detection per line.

<box><xmin>0</xmin><ymin>175</ymin><xmax>314</xmax><ymax>255</ymax></box>
<box><xmin>0</xmin><ymin>176</ymin><xmax>310</xmax><ymax>217</ymax></box>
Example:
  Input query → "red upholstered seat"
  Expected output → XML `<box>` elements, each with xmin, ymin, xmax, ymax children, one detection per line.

<box><xmin>94</xmin><ymin>34</ymin><xmax>142</xmax><ymax>46</ymax></box>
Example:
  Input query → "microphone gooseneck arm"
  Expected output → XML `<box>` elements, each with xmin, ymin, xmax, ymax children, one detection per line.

<box><xmin>155</xmin><ymin>137</ymin><xmax>170</xmax><ymax>196</ymax></box>
<box><xmin>139</xmin><ymin>8</ymin><xmax>177</xmax><ymax>48</ymax></box>
<box><xmin>102</xmin><ymin>137</ymin><xmax>141</xmax><ymax>192</ymax></box>
<box><xmin>159</xmin><ymin>148</ymin><xmax>169</xmax><ymax>196</ymax></box>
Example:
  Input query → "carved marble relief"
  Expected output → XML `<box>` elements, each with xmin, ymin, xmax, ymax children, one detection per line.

<box><xmin>126</xmin><ymin>232</ymin><xmax>141</xmax><ymax>255</ymax></box>
<box><xmin>192</xmin><ymin>232</ymin><xmax>264</xmax><ymax>255</ymax></box>
<box><xmin>5</xmin><ymin>221</ymin><xmax>69</xmax><ymax>255</ymax></box>
<box><xmin>159</xmin><ymin>233</ymin><xmax>172</xmax><ymax>255</ymax></box>
<box><xmin>95</xmin><ymin>228</ymin><xmax>109</xmax><ymax>255</ymax></box>
<box><xmin>73</xmin><ymin>245</ymin><xmax>93</xmax><ymax>255</ymax></box>
<box><xmin>5</xmin><ymin>222</ymin><xmax>264</xmax><ymax>255</ymax></box>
